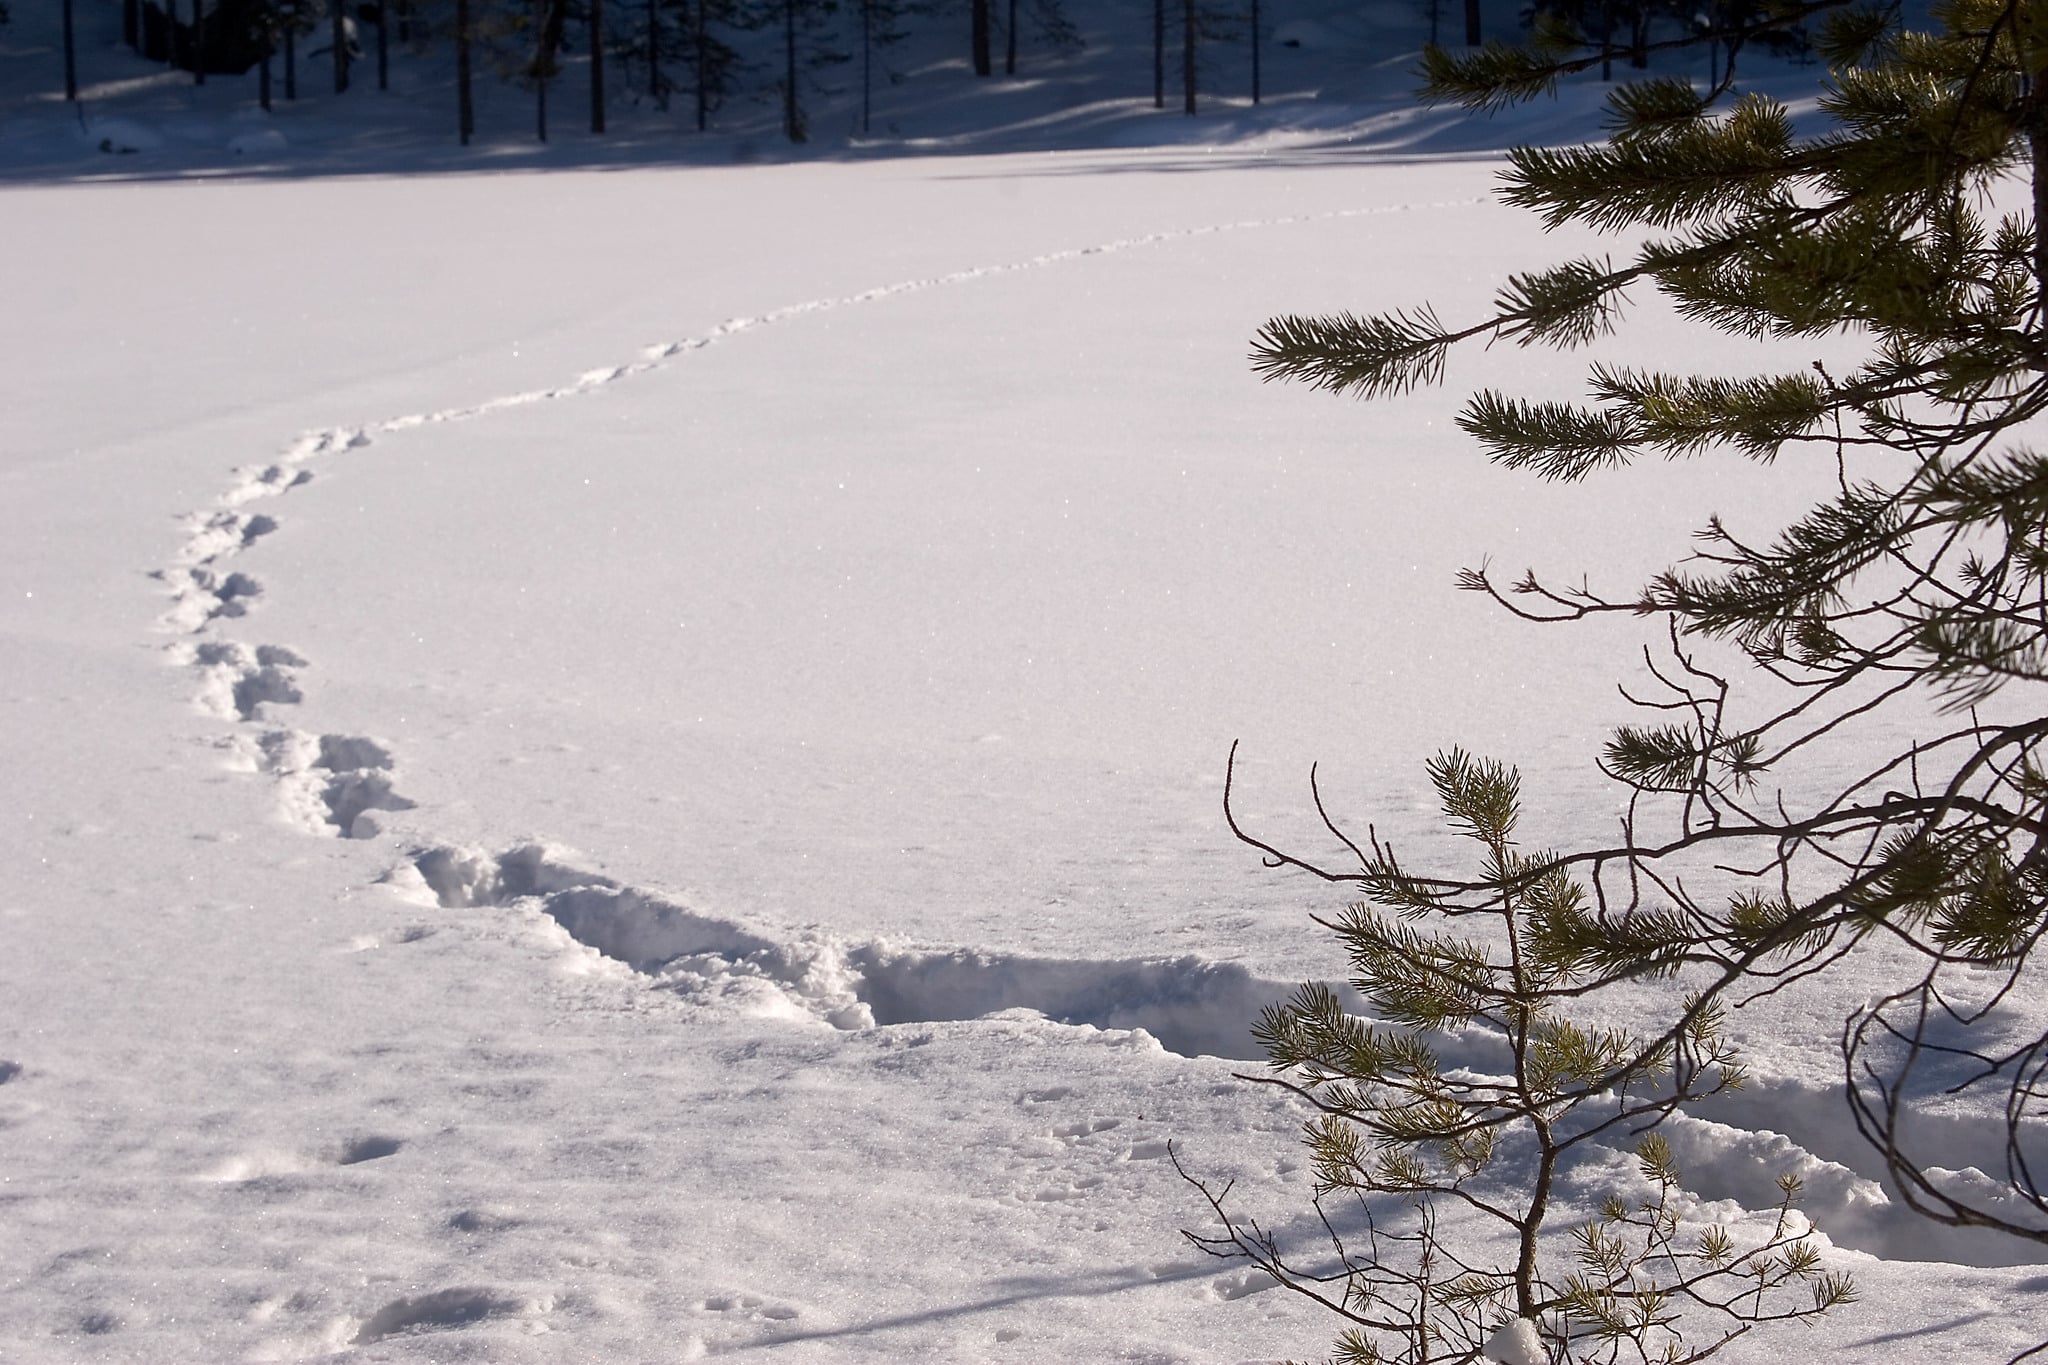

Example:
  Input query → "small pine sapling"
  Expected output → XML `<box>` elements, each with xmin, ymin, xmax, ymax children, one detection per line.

<box><xmin>1178</xmin><ymin>748</ymin><xmax>1854</xmax><ymax>1364</ymax></box>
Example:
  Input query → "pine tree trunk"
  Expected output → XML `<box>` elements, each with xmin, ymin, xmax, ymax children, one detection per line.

<box><xmin>971</xmin><ymin>0</ymin><xmax>990</xmax><ymax>76</ymax></box>
<box><xmin>62</xmin><ymin>0</ymin><xmax>78</xmax><ymax>99</ymax></box>
<box><xmin>1182</xmin><ymin>0</ymin><xmax>1194</xmax><ymax>113</ymax></box>
<box><xmin>1152</xmin><ymin>0</ymin><xmax>1163</xmax><ymax>107</ymax></box>
<box><xmin>860</xmin><ymin>0</ymin><xmax>871</xmax><ymax>132</ymax></box>
<box><xmin>537</xmin><ymin>71</ymin><xmax>548</xmax><ymax>140</ymax></box>
<box><xmin>124</xmin><ymin>0</ymin><xmax>139</xmax><ymax>52</ymax></box>
<box><xmin>2033</xmin><ymin>127</ymin><xmax>2048</xmax><ymax>310</ymax></box>
<box><xmin>285</xmin><ymin>23</ymin><xmax>297</xmax><ymax>98</ymax></box>
<box><xmin>783</xmin><ymin>0</ymin><xmax>802</xmax><ymax>142</ymax></box>
<box><xmin>591</xmin><ymin>0</ymin><xmax>606</xmax><ymax>132</ymax></box>
<box><xmin>1464</xmin><ymin>0</ymin><xmax>1479</xmax><ymax>45</ymax></box>
<box><xmin>695</xmin><ymin>0</ymin><xmax>708</xmax><ymax>130</ymax></box>
<box><xmin>261</xmin><ymin>45</ymin><xmax>273</xmax><ymax>109</ymax></box>
<box><xmin>647</xmin><ymin>0</ymin><xmax>661</xmax><ymax>106</ymax></box>
<box><xmin>333</xmin><ymin>0</ymin><xmax>349</xmax><ymax>92</ymax></box>
<box><xmin>377</xmin><ymin>0</ymin><xmax>389</xmax><ymax>89</ymax></box>
<box><xmin>1005</xmin><ymin>0</ymin><xmax>1016</xmax><ymax>74</ymax></box>
<box><xmin>193</xmin><ymin>0</ymin><xmax>206</xmax><ymax>83</ymax></box>
<box><xmin>1250</xmin><ymin>0</ymin><xmax>1260</xmax><ymax>103</ymax></box>
<box><xmin>456</xmin><ymin>0</ymin><xmax>473</xmax><ymax>142</ymax></box>
<box><xmin>1518</xmin><ymin>1117</ymin><xmax>1557</xmax><ymax>1319</ymax></box>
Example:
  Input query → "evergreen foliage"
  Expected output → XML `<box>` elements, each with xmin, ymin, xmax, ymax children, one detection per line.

<box><xmin>1185</xmin><ymin>751</ymin><xmax>1855</xmax><ymax>1362</ymax></box>
<box><xmin>1224</xmin><ymin>0</ymin><xmax>2048</xmax><ymax>1358</ymax></box>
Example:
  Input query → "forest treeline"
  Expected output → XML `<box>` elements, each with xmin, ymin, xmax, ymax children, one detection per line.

<box><xmin>38</xmin><ymin>0</ymin><xmax>1812</xmax><ymax>145</ymax></box>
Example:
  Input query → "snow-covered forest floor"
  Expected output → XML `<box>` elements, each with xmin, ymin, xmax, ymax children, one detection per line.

<box><xmin>5</xmin><ymin>1</ymin><xmax>2047</xmax><ymax>1360</ymax></box>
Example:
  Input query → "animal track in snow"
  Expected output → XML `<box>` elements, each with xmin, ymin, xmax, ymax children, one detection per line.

<box><xmin>699</xmin><ymin>1292</ymin><xmax>798</xmax><ymax>1322</ymax></box>
<box><xmin>176</xmin><ymin>508</ymin><xmax>278</xmax><ymax>566</ymax></box>
<box><xmin>336</xmin><ymin>1134</ymin><xmax>404</xmax><ymax>1165</ymax></box>
<box><xmin>248</xmin><ymin>729</ymin><xmax>418</xmax><ymax>839</ymax></box>
<box><xmin>351</xmin><ymin>1287</ymin><xmax>533</xmax><ymax>1345</ymax></box>
<box><xmin>1203</xmin><ymin>1268</ymin><xmax>1281</xmax><ymax>1302</ymax></box>
<box><xmin>447</xmin><ymin>1207</ymin><xmax>518</xmax><ymax>1234</ymax></box>
<box><xmin>156</xmin><ymin>566</ymin><xmax>263</xmax><ymax>631</ymax></box>
<box><xmin>373</xmin><ymin>841</ymin><xmax>2047</xmax><ymax>1271</ymax></box>
<box><xmin>183</xmin><ymin>641</ymin><xmax>306</xmax><ymax>721</ymax></box>
<box><xmin>159</xmin><ymin>199</ymin><xmax>1472</xmax><ymax>863</ymax></box>
<box><xmin>203</xmin><ymin>1133</ymin><xmax>404</xmax><ymax>1183</ymax></box>
<box><xmin>392</xmin><ymin>842</ymin><xmax>1305</xmax><ymax>1057</ymax></box>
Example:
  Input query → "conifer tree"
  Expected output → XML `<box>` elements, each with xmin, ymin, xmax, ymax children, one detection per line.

<box><xmin>1234</xmin><ymin>1</ymin><xmax>2048</xmax><ymax>1349</ymax></box>
<box><xmin>1189</xmin><ymin>749</ymin><xmax>1856</xmax><ymax>1363</ymax></box>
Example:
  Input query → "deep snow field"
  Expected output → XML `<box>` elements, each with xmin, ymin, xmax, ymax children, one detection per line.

<box><xmin>6</xmin><ymin>2</ymin><xmax>2048</xmax><ymax>1361</ymax></box>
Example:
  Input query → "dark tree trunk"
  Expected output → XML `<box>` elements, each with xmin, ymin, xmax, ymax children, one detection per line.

<box><xmin>695</xmin><ymin>0</ymin><xmax>708</xmax><ymax>129</ymax></box>
<box><xmin>971</xmin><ymin>0</ymin><xmax>990</xmax><ymax>75</ymax></box>
<box><xmin>860</xmin><ymin>0</ymin><xmax>871</xmax><ymax>131</ymax></box>
<box><xmin>1181</xmin><ymin>0</ymin><xmax>1194</xmax><ymax>113</ymax></box>
<box><xmin>534</xmin><ymin>0</ymin><xmax>567</xmax><ymax>139</ymax></box>
<box><xmin>377</xmin><ymin>0</ymin><xmax>388</xmax><ymax>89</ymax></box>
<box><xmin>333</xmin><ymin>0</ymin><xmax>349</xmax><ymax>91</ymax></box>
<box><xmin>647</xmin><ymin>0</ymin><xmax>661</xmax><ymax>105</ymax></box>
<box><xmin>2033</xmin><ymin>127</ymin><xmax>2048</xmax><ymax>304</ymax></box>
<box><xmin>260</xmin><ymin>44</ymin><xmax>273</xmax><ymax>108</ymax></box>
<box><xmin>1004</xmin><ymin>0</ymin><xmax>1015</xmax><ymax>74</ymax></box>
<box><xmin>193</xmin><ymin>0</ymin><xmax>206</xmax><ymax>83</ymax></box>
<box><xmin>63</xmin><ymin>0</ymin><xmax>79</xmax><ymax>99</ymax></box>
<box><xmin>590</xmin><ymin>0</ymin><xmax>606</xmax><ymax>131</ymax></box>
<box><xmin>783</xmin><ymin>0</ymin><xmax>803</xmax><ymax>141</ymax></box>
<box><xmin>285</xmin><ymin>23</ymin><xmax>297</xmax><ymax>97</ymax></box>
<box><xmin>125</xmin><ymin>0</ymin><xmax>139</xmax><ymax>51</ymax></box>
<box><xmin>1250</xmin><ymin>0</ymin><xmax>1260</xmax><ymax>102</ymax></box>
<box><xmin>1464</xmin><ymin>0</ymin><xmax>1479</xmax><ymax>44</ymax></box>
<box><xmin>1152</xmin><ymin>0</ymin><xmax>1162</xmax><ymax>106</ymax></box>
<box><xmin>456</xmin><ymin>0</ymin><xmax>473</xmax><ymax>142</ymax></box>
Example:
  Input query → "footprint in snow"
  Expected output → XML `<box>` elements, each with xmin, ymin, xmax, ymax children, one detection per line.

<box><xmin>203</xmin><ymin>1134</ymin><xmax>403</xmax><ymax>1182</ymax></box>
<box><xmin>1203</xmin><ymin>1267</ymin><xmax>1281</xmax><ymax>1302</ymax></box>
<box><xmin>184</xmin><ymin>641</ymin><xmax>305</xmax><ymax>721</ymax></box>
<box><xmin>336</xmin><ymin>1134</ymin><xmax>403</xmax><ymax>1165</ymax></box>
<box><xmin>177</xmin><ymin>508</ymin><xmax>278</xmax><ymax>566</ymax></box>
<box><xmin>156</xmin><ymin>566</ymin><xmax>263</xmax><ymax>632</ymax></box>
<box><xmin>1051</xmin><ymin>1117</ymin><xmax>1122</xmax><ymax>1140</ymax></box>
<box><xmin>222</xmin><ymin>461</ymin><xmax>314</xmax><ymax>506</ymax></box>
<box><xmin>351</xmin><ymin>1287</ymin><xmax>529</xmax><ymax>1345</ymax></box>
<box><xmin>258</xmin><ymin>730</ymin><xmax>417</xmax><ymax>839</ymax></box>
<box><xmin>700</xmin><ymin>1292</ymin><xmax>798</xmax><ymax>1321</ymax></box>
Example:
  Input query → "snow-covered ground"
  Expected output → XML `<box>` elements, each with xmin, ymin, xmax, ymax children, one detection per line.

<box><xmin>5</xmin><ymin>3</ymin><xmax>2048</xmax><ymax>1361</ymax></box>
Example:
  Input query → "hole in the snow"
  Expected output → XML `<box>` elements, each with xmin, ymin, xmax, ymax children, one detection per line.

<box><xmin>352</xmin><ymin>1287</ymin><xmax>521</xmax><ymax>1344</ymax></box>
<box><xmin>337</xmin><ymin>1135</ymin><xmax>403</xmax><ymax>1165</ymax></box>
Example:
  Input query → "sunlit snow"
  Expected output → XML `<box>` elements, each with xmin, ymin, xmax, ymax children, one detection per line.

<box><xmin>4</xmin><ymin>0</ymin><xmax>2046</xmax><ymax>1360</ymax></box>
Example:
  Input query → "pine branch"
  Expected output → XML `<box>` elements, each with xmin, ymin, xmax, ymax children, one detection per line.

<box><xmin>1250</xmin><ymin>307</ymin><xmax>1460</xmax><ymax>398</ymax></box>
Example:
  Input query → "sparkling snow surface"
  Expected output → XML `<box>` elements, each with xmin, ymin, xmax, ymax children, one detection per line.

<box><xmin>5</xmin><ymin>35</ymin><xmax>2048</xmax><ymax>1365</ymax></box>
